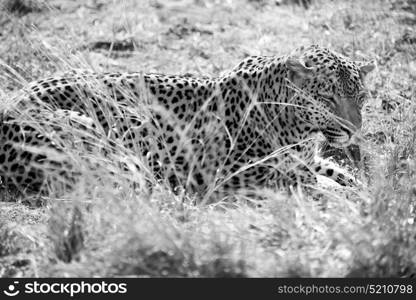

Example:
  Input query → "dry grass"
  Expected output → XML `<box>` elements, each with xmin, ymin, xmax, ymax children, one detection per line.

<box><xmin>0</xmin><ymin>0</ymin><xmax>415</xmax><ymax>277</ymax></box>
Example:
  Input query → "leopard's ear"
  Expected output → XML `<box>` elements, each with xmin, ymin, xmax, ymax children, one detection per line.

<box><xmin>357</xmin><ymin>60</ymin><xmax>375</xmax><ymax>77</ymax></box>
<box><xmin>285</xmin><ymin>57</ymin><xmax>315</xmax><ymax>84</ymax></box>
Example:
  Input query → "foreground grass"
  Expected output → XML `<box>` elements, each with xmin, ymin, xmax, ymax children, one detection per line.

<box><xmin>0</xmin><ymin>0</ymin><xmax>415</xmax><ymax>277</ymax></box>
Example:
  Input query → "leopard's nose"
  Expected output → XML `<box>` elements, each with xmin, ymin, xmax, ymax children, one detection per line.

<box><xmin>349</xmin><ymin>130</ymin><xmax>363</xmax><ymax>144</ymax></box>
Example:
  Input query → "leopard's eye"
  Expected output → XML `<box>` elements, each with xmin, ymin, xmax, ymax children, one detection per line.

<box><xmin>319</xmin><ymin>93</ymin><xmax>336</xmax><ymax>108</ymax></box>
<box><xmin>324</xmin><ymin>96</ymin><xmax>336</xmax><ymax>109</ymax></box>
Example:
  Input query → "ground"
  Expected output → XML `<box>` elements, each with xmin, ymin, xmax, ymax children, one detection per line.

<box><xmin>0</xmin><ymin>0</ymin><xmax>415</xmax><ymax>277</ymax></box>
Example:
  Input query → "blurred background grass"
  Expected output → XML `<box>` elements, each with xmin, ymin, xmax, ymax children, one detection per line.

<box><xmin>0</xmin><ymin>0</ymin><xmax>415</xmax><ymax>277</ymax></box>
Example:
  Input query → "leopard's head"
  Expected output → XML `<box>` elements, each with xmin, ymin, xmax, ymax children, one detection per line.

<box><xmin>285</xmin><ymin>45</ymin><xmax>375</xmax><ymax>147</ymax></box>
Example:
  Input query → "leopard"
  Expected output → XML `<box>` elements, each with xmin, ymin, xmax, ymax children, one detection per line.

<box><xmin>0</xmin><ymin>45</ymin><xmax>375</xmax><ymax>201</ymax></box>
